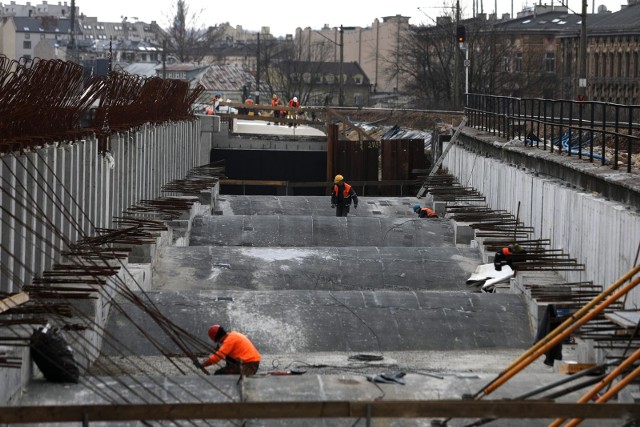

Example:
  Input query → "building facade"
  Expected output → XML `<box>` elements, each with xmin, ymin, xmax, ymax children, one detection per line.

<box><xmin>295</xmin><ymin>15</ymin><xmax>410</xmax><ymax>95</ymax></box>
<box><xmin>559</xmin><ymin>2</ymin><xmax>640</xmax><ymax>104</ymax></box>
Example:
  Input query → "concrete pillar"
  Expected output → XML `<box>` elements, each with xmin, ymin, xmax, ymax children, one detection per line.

<box><xmin>109</xmin><ymin>136</ymin><xmax>121</xmax><ymax>225</ymax></box>
<box><xmin>1</xmin><ymin>156</ymin><xmax>16</xmax><ymax>292</ymax></box>
<box><xmin>39</xmin><ymin>146</ymin><xmax>56</xmax><ymax>271</ymax></box>
<box><xmin>25</xmin><ymin>152</ymin><xmax>40</xmax><ymax>285</ymax></box>
<box><xmin>55</xmin><ymin>145</ymin><xmax>67</xmax><ymax>253</ymax></box>
<box><xmin>67</xmin><ymin>143</ymin><xmax>80</xmax><ymax>244</ymax></box>
<box><xmin>14</xmin><ymin>155</ymin><xmax>28</xmax><ymax>286</ymax></box>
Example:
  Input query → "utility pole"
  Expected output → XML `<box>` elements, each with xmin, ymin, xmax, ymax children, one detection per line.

<box><xmin>453</xmin><ymin>0</ymin><xmax>461</xmax><ymax>108</ymax></box>
<box><xmin>256</xmin><ymin>33</ymin><xmax>261</xmax><ymax>104</ymax></box>
<box><xmin>70</xmin><ymin>0</ymin><xmax>77</xmax><ymax>63</ymax></box>
<box><xmin>578</xmin><ymin>0</ymin><xmax>588</xmax><ymax>102</ymax></box>
<box><xmin>339</xmin><ymin>25</ymin><xmax>344</xmax><ymax>107</ymax></box>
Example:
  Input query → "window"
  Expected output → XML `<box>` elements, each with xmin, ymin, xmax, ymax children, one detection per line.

<box><xmin>609</xmin><ymin>53</ymin><xmax>614</xmax><ymax>77</ymax></box>
<box><xmin>635</xmin><ymin>52</ymin><xmax>639</xmax><ymax>78</ymax></box>
<box><xmin>25</xmin><ymin>33</ymin><xmax>30</xmax><ymax>39</ymax></box>
<box><xmin>545</xmin><ymin>52</ymin><xmax>555</xmax><ymax>72</ymax></box>
<box><xmin>503</xmin><ymin>55</ymin><xmax>510</xmax><ymax>72</ymax></box>
<box><xmin>626</xmin><ymin>52</ymin><xmax>631</xmax><ymax>78</ymax></box>
<box><xmin>23</xmin><ymin>41</ymin><xmax>31</xmax><ymax>49</ymax></box>
<box><xmin>515</xmin><ymin>52</ymin><xmax>522</xmax><ymax>72</ymax></box>
<box><xmin>594</xmin><ymin>54</ymin><xmax>599</xmax><ymax>78</ymax></box>
<box><xmin>617</xmin><ymin>52</ymin><xmax>623</xmax><ymax>78</ymax></box>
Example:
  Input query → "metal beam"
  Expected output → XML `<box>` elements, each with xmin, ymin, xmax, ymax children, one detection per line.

<box><xmin>1</xmin><ymin>400</ymin><xmax>639</xmax><ymax>424</ymax></box>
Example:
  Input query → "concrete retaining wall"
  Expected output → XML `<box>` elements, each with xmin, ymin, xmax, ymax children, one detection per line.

<box><xmin>443</xmin><ymin>133</ymin><xmax>640</xmax><ymax>308</ymax></box>
<box><xmin>0</xmin><ymin>118</ymin><xmax>207</xmax><ymax>405</ymax></box>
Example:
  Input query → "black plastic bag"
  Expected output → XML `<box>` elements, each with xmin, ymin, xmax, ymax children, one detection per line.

<box><xmin>30</xmin><ymin>325</ymin><xmax>80</xmax><ymax>383</ymax></box>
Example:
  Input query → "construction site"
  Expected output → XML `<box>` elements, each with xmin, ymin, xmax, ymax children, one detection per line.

<box><xmin>1</xmin><ymin>56</ymin><xmax>640</xmax><ymax>427</ymax></box>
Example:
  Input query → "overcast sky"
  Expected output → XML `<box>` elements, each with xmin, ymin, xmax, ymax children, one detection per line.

<box><xmin>78</xmin><ymin>0</ymin><xmax>627</xmax><ymax>37</ymax></box>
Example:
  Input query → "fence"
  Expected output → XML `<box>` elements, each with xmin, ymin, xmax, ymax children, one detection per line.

<box><xmin>465</xmin><ymin>94</ymin><xmax>640</xmax><ymax>173</ymax></box>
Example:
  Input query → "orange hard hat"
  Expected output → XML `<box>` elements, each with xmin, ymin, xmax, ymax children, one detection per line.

<box><xmin>208</xmin><ymin>325</ymin><xmax>225</xmax><ymax>341</ymax></box>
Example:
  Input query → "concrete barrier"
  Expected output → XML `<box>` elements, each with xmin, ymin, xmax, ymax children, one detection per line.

<box><xmin>0</xmin><ymin>119</ymin><xmax>206</xmax><ymax>404</ymax></box>
<box><xmin>443</xmin><ymin>130</ymin><xmax>640</xmax><ymax>308</ymax></box>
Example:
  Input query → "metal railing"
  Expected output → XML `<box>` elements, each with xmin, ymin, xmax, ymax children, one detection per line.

<box><xmin>465</xmin><ymin>94</ymin><xmax>640</xmax><ymax>173</ymax></box>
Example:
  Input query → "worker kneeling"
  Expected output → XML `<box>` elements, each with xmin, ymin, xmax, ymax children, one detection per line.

<box><xmin>196</xmin><ymin>325</ymin><xmax>261</xmax><ymax>376</ymax></box>
<box><xmin>413</xmin><ymin>204</ymin><xmax>438</xmax><ymax>218</ymax></box>
<box><xmin>494</xmin><ymin>244</ymin><xmax>525</xmax><ymax>271</ymax></box>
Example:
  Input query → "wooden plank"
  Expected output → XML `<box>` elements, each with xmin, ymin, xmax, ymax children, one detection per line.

<box><xmin>604</xmin><ymin>311</ymin><xmax>640</xmax><ymax>329</ymax></box>
<box><xmin>0</xmin><ymin>400</ymin><xmax>638</xmax><ymax>424</ymax></box>
<box><xmin>0</xmin><ymin>292</ymin><xmax>29</xmax><ymax>314</ymax></box>
<box><xmin>559</xmin><ymin>361</ymin><xmax>598</xmax><ymax>374</ymax></box>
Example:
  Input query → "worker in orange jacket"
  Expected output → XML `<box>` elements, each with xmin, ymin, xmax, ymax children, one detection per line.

<box><xmin>494</xmin><ymin>244</ymin><xmax>525</xmax><ymax>271</ymax></box>
<box><xmin>413</xmin><ymin>204</ymin><xmax>438</xmax><ymax>218</ymax></box>
<box><xmin>195</xmin><ymin>325</ymin><xmax>261</xmax><ymax>376</ymax></box>
<box><xmin>271</xmin><ymin>94</ymin><xmax>283</xmax><ymax>122</ymax></box>
<box><xmin>331</xmin><ymin>174</ymin><xmax>358</xmax><ymax>217</ymax></box>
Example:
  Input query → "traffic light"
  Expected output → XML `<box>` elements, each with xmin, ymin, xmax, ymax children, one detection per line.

<box><xmin>456</xmin><ymin>25</ymin><xmax>466</xmax><ymax>43</ymax></box>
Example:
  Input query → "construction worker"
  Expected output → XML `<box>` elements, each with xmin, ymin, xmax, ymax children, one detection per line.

<box><xmin>212</xmin><ymin>92</ymin><xmax>222</xmax><ymax>112</ymax></box>
<box><xmin>195</xmin><ymin>325</ymin><xmax>261</xmax><ymax>376</ymax></box>
<box><xmin>494</xmin><ymin>244</ymin><xmax>525</xmax><ymax>271</ymax></box>
<box><xmin>244</xmin><ymin>96</ymin><xmax>255</xmax><ymax>116</ymax></box>
<box><xmin>287</xmin><ymin>96</ymin><xmax>300</xmax><ymax>126</ymax></box>
<box><xmin>413</xmin><ymin>204</ymin><xmax>438</xmax><ymax>218</ymax></box>
<box><xmin>331</xmin><ymin>174</ymin><xmax>358</xmax><ymax>217</ymax></box>
<box><xmin>271</xmin><ymin>94</ymin><xmax>282</xmax><ymax>122</ymax></box>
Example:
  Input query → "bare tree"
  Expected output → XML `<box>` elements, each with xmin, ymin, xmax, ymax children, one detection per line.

<box><xmin>259</xmin><ymin>34</ymin><xmax>333</xmax><ymax>105</ymax></box>
<box><xmin>165</xmin><ymin>0</ymin><xmax>222</xmax><ymax>63</ymax></box>
<box><xmin>391</xmin><ymin>18</ymin><xmax>458</xmax><ymax>109</ymax></box>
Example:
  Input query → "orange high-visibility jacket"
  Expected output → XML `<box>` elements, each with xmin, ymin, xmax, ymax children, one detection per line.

<box><xmin>419</xmin><ymin>207</ymin><xmax>438</xmax><ymax>218</ymax></box>
<box><xmin>204</xmin><ymin>331</ymin><xmax>261</xmax><ymax>367</ymax></box>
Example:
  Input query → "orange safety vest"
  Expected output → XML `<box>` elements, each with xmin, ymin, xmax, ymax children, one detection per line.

<box><xmin>501</xmin><ymin>247</ymin><xmax>513</xmax><ymax>256</ymax></box>
<box><xmin>420</xmin><ymin>207</ymin><xmax>438</xmax><ymax>218</ymax></box>
<box><xmin>245</xmin><ymin>99</ymin><xmax>254</xmax><ymax>105</ymax></box>
<box><xmin>288</xmin><ymin>99</ymin><xmax>300</xmax><ymax>108</ymax></box>
<box><xmin>333</xmin><ymin>183</ymin><xmax>352</xmax><ymax>198</ymax></box>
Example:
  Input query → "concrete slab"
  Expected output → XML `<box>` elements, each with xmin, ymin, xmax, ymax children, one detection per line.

<box><xmin>233</xmin><ymin>119</ymin><xmax>326</xmax><ymax>137</ymax></box>
<box><xmin>189</xmin><ymin>215</ymin><xmax>458</xmax><ymax>248</ymax></box>
<box><xmin>15</xmin><ymin>371</ymin><xmax>613</xmax><ymax>427</ymax></box>
<box><xmin>102</xmin><ymin>290</ymin><xmax>533</xmax><ymax>356</ymax></box>
<box><xmin>153</xmin><ymin>246</ymin><xmax>480</xmax><ymax>292</ymax></box>
<box><xmin>215</xmin><ymin>195</ymin><xmax>420</xmax><ymax>218</ymax></box>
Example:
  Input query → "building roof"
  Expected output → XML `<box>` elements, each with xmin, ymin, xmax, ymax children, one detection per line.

<box><xmin>122</xmin><ymin>62</ymin><xmax>158</xmax><ymax>77</ymax></box>
<box><xmin>198</xmin><ymin>64</ymin><xmax>256</xmax><ymax>92</ymax></box>
<box><xmin>588</xmin><ymin>3</ymin><xmax>640</xmax><ymax>33</ymax></box>
<box><xmin>12</xmin><ymin>15</ymin><xmax>73</xmax><ymax>33</ymax></box>
<box><xmin>492</xmin><ymin>10</ymin><xmax>616</xmax><ymax>34</ymax></box>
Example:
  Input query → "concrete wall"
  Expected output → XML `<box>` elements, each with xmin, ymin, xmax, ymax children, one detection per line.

<box><xmin>0</xmin><ymin>118</ymin><xmax>207</xmax><ymax>405</ymax></box>
<box><xmin>443</xmin><ymin>133</ymin><xmax>640</xmax><ymax>308</ymax></box>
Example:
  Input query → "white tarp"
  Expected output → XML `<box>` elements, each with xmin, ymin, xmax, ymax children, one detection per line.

<box><xmin>466</xmin><ymin>263</ymin><xmax>514</xmax><ymax>292</ymax></box>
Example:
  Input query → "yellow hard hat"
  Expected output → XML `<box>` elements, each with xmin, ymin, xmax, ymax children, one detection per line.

<box><xmin>334</xmin><ymin>174</ymin><xmax>344</xmax><ymax>183</ymax></box>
